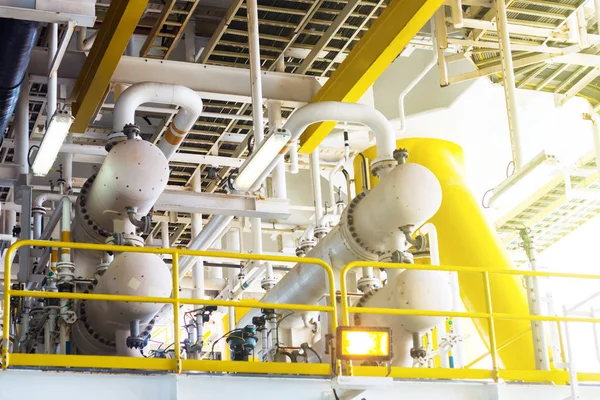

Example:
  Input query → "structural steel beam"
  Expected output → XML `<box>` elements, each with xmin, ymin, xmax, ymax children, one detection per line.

<box><xmin>29</xmin><ymin>49</ymin><xmax>325</xmax><ymax>107</ymax></box>
<box><xmin>298</xmin><ymin>0</ymin><xmax>444</xmax><ymax>154</ymax></box>
<box><xmin>70</xmin><ymin>0</ymin><xmax>149</xmax><ymax>133</ymax></box>
<box><xmin>154</xmin><ymin>191</ymin><xmax>291</xmax><ymax>219</ymax></box>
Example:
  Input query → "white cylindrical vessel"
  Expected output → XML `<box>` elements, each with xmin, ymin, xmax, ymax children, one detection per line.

<box><xmin>357</xmin><ymin>270</ymin><xmax>454</xmax><ymax>366</ymax></box>
<box><xmin>237</xmin><ymin>162</ymin><xmax>442</xmax><ymax>328</ymax></box>
<box><xmin>71</xmin><ymin>137</ymin><xmax>169</xmax><ymax>277</ymax></box>
<box><xmin>71</xmin><ymin>252</ymin><xmax>172</xmax><ymax>355</ymax></box>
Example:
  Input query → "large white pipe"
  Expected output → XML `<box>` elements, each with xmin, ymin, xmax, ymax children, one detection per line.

<box><xmin>237</xmin><ymin>162</ymin><xmax>442</xmax><ymax>328</ymax></box>
<box><xmin>251</xmin><ymin>102</ymin><xmax>397</xmax><ymax>190</ymax></box>
<box><xmin>112</xmin><ymin>82</ymin><xmax>203</xmax><ymax>160</ymax></box>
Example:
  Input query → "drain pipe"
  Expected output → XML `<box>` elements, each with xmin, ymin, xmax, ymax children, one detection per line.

<box><xmin>112</xmin><ymin>82</ymin><xmax>203</xmax><ymax>160</ymax></box>
<box><xmin>399</xmin><ymin>20</ymin><xmax>436</xmax><ymax>133</ymax></box>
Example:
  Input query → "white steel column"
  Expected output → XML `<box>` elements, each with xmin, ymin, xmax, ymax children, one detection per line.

<box><xmin>247</xmin><ymin>0</ymin><xmax>273</xmax><ymax>290</ymax></box>
<box><xmin>47</xmin><ymin>23</ymin><xmax>58</xmax><ymax>123</ymax></box>
<box><xmin>191</xmin><ymin>171</ymin><xmax>205</xmax><ymax>299</ymax></box>
<box><xmin>15</xmin><ymin>72</ymin><xmax>29</xmax><ymax>176</ymax></box>
<box><xmin>496</xmin><ymin>0</ymin><xmax>525</xmax><ymax>171</ymax></box>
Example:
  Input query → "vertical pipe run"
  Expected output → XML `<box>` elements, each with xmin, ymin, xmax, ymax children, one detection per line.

<box><xmin>15</xmin><ymin>71</ymin><xmax>29</xmax><ymax>176</ymax></box>
<box><xmin>247</xmin><ymin>0</ymin><xmax>270</xmax><ymax>289</ymax></box>
<box><xmin>496</xmin><ymin>0</ymin><xmax>525</xmax><ymax>171</ymax></box>
<box><xmin>247</xmin><ymin>0</ymin><xmax>264</xmax><ymax>144</ymax></box>
<box><xmin>185</xmin><ymin>19</ymin><xmax>196</xmax><ymax>63</ymax></box>
<box><xmin>310</xmin><ymin>149</ymin><xmax>324</xmax><ymax>222</ymax></box>
<box><xmin>191</xmin><ymin>171</ymin><xmax>205</xmax><ymax>299</ymax></box>
<box><xmin>268</xmin><ymin>100</ymin><xmax>287</xmax><ymax>199</ymax></box>
<box><xmin>60</xmin><ymin>196</ymin><xmax>71</xmax><ymax>263</ymax></box>
<box><xmin>47</xmin><ymin>23</ymin><xmax>58</xmax><ymax>124</ymax></box>
<box><xmin>434</xmin><ymin>10</ymin><xmax>449</xmax><ymax>87</ymax></box>
<box><xmin>161</xmin><ymin>221</ymin><xmax>169</xmax><ymax>249</ymax></box>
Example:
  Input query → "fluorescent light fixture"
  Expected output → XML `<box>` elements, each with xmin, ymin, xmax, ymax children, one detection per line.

<box><xmin>234</xmin><ymin>128</ymin><xmax>292</xmax><ymax>190</ymax></box>
<box><xmin>489</xmin><ymin>151</ymin><xmax>561</xmax><ymax>213</ymax></box>
<box><xmin>31</xmin><ymin>110</ymin><xmax>74</xmax><ymax>177</ymax></box>
<box><xmin>336</xmin><ymin>326</ymin><xmax>392</xmax><ymax>362</ymax></box>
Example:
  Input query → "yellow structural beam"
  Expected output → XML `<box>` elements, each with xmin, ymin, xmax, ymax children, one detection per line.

<box><xmin>70</xmin><ymin>0</ymin><xmax>149</xmax><ymax>133</ymax></box>
<box><xmin>298</xmin><ymin>0</ymin><xmax>444</xmax><ymax>154</ymax></box>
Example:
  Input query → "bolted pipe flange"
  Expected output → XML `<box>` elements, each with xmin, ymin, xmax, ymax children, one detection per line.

<box><xmin>370</xmin><ymin>158</ymin><xmax>397</xmax><ymax>178</ymax></box>
<box><xmin>313</xmin><ymin>224</ymin><xmax>330</xmax><ymax>239</ymax></box>
<box><xmin>298</xmin><ymin>238</ymin><xmax>317</xmax><ymax>256</ymax></box>
<box><xmin>122</xmin><ymin>123</ymin><xmax>140</xmax><ymax>140</ymax></box>
<box><xmin>105</xmin><ymin>132</ymin><xmax>127</xmax><ymax>152</ymax></box>
<box><xmin>32</xmin><ymin>206</ymin><xmax>46</xmax><ymax>216</ymax></box>
<box><xmin>357</xmin><ymin>276</ymin><xmax>381</xmax><ymax>293</ymax></box>
<box><xmin>56</xmin><ymin>260</ymin><xmax>75</xmax><ymax>282</ymax></box>
<box><xmin>260</xmin><ymin>277</ymin><xmax>278</xmax><ymax>291</ymax></box>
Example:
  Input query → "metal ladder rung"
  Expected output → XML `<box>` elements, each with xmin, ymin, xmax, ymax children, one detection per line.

<box><xmin>169</xmin><ymin>9</ymin><xmax>190</xmax><ymax>15</ymax></box>
<box><xmin>144</xmin><ymin>54</ymin><xmax>164</xmax><ymax>59</ymax></box>
<box><xmin>164</xmin><ymin>21</ymin><xmax>183</xmax><ymax>27</ymax></box>
<box><xmin>150</xmin><ymin>45</ymin><xmax>170</xmax><ymax>51</ymax></box>
<box><xmin>156</xmin><ymin>32</ymin><xmax>177</xmax><ymax>38</ymax></box>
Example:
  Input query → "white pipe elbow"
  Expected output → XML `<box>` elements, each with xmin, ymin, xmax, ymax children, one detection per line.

<box><xmin>33</xmin><ymin>193</ymin><xmax>77</xmax><ymax>209</ymax></box>
<box><xmin>112</xmin><ymin>82</ymin><xmax>204</xmax><ymax>160</ymax></box>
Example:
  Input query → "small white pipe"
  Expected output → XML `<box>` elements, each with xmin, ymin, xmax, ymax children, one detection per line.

<box><xmin>310</xmin><ymin>149</ymin><xmax>324</xmax><ymax>222</ymax></box>
<box><xmin>421</xmin><ymin>223</ymin><xmax>464</xmax><ymax>367</ymax></box>
<box><xmin>247</xmin><ymin>0</ymin><xmax>264</xmax><ymax>144</ymax></box>
<box><xmin>191</xmin><ymin>171</ymin><xmax>205</xmax><ymax>299</ymax></box>
<box><xmin>451</xmin><ymin>0</ymin><xmax>464</xmax><ymax>29</ymax></box>
<box><xmin>268</xmin><ymin>100</ymin><xmax>287</xmax><ymax>199</ymax></box>
<box><xmin>328</xmin><ymin>151</ymin><xmax>352</xmax><ymax>213</ymax></box>
<box><xmin>184</xmin><ymin>19</ymin><xmax>196</xmax><ymax>63</ymax></box>
<box><xmin>289</xmin><ymin>140</ymin><xmax>299</xmax><ymax>174</ymax></box>
<box><xmin>112</xmin><ymin>82</ymin><xmax>203</xmax><ymax>160</ymax></box>
<box><xmin>161</xmin><ymin>221</ymin><xmax>169</xmax><ymax>249</ymax></box>
<box><xmin>77</xmin><ymin>27</ymin><xmax>97</xmax><ymax>52</ymax></box>
<box><xmin>399</xmin><ymin>20</ymin><xmax>437</xmax><ymax>133</ymax></box>
<box><xmin>496</xmin><ymin>0</ymin><xmax>525</xmax><ymax>170</ymax></box>
<box><xmin>60</xmin><ymin>196</ymin><xmax>71</xmax><ymax>262</ymax></box>
<box><xmin>15</xmin><ymin>71</ymin><xmax>29</xmax><ymax>176</ymax></box>
<box><xmin>47</xmin><ymin>23</ymin><xmax>58</xmax><ymax>124</ymax></box>
<box><xmin>62</xmin><ymin>133</ymin><xmax>73</xmax><ymax>190</ymax></box>
<box><xmin>34</xmin><ymin>193</ymin><xmax>77</xmax><ymax>209</ymax></box>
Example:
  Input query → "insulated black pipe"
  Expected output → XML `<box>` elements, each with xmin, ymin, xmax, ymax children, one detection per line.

<box><xmin>0</xmin><ymin>18</ymin><xmax>40</xmax><ymax>142</ymax></box>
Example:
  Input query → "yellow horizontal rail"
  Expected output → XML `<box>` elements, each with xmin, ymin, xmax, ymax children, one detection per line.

<box><xmin>2</xmin><ymin>240</ymin><xmax>338</xmax><ymax>376</ymax></box>
<box><xmin>340</xmin><ymin>260</ymin><xmax>600</xmax><ymax>383</ymax></box>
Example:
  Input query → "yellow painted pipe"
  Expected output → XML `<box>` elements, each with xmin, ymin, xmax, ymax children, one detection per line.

<box><xmin>354</xmin><ymin>138</ymin><xmax>535</xmax><ymax>370</ymax></box>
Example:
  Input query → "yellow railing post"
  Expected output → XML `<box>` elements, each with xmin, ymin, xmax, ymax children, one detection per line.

<box><xmin>482</xmin><ymin>271</ymin><xmax>499</xmax><ymax>381</ymax></box>
<box><xmin>172</xmin><ymin>252</ymin><xmax>181</xmax><ymax>374</ymax></box>
<box><xmin>2</xmin><ymin>241</ymin><xmax>11</xmax><ymax>370</ymax></box>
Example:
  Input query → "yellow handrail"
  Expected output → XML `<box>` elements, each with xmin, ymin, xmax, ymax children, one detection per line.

<box><xmin>339</xmin><ymin>260</ymin><xmax>600</xmax><ymax>383</ymax></box>
<box><xmin>2</xmin><ymin>240</ymin><xmax>338</xmax><ymax>375</ymax></box>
